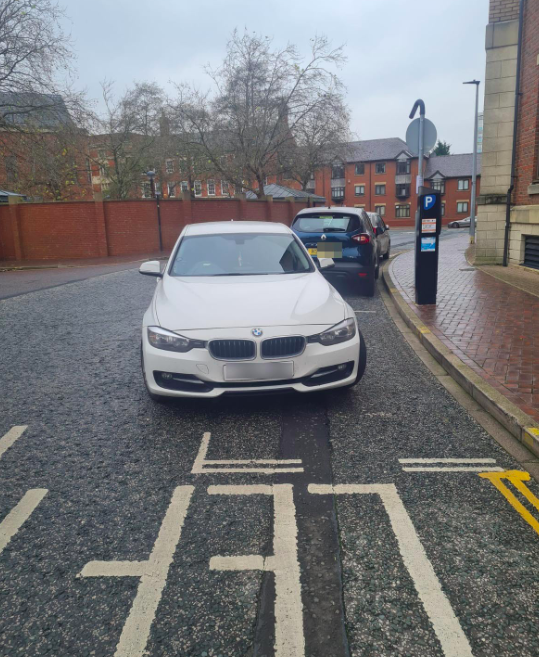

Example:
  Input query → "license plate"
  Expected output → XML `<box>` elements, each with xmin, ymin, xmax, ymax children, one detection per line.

<box><xmin>224</xmin><ymin>362</ymin><xmax>293</xmax><ymax>382</ymax></box>
<box><xmin>317</xmin><ymin>242</ymin><xmax>342</xmax><ymax>257</ymax></box>
<box><xmin>308</xmin><ymin>248</ymin><xmax>318</xmax><ymax>256</ymax></box>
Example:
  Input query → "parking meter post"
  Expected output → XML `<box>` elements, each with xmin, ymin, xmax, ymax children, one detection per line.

<box><xmin>409</xmin><ymin>99</ymin><xmax>426</xmax><ymax>193</ymax></box>
<box><xmin>415</xmin><ymin>190</ymin><xmax>442</xmax><ymax>305</ymax></box>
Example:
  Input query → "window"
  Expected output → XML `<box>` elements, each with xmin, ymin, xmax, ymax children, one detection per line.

<box><xmin>395</xmin><ymin>204</ymin><xmax>411</xmax><ymax>218</ymax></box>
<box><xmin>142</xmin><ymin>182</ymin><xmax>152</xmax><ymax>198</ymax></box>
<box><xmin>331</xmin><ymin>163</ymin><xmax>345</xmax><ymax>179</ymax></box>
<box><xmin>375</xmin><ymin>184</ymin><xmax>386</xmax><ymax>195</ymax></box>
<box><xmin>99</xmin><ymin>162</ymin><xmax>107</xmax><ymax>177</ymax></box>
<box><xmin>458</xmin><ymin>179</ymin><xmax>469</xmax><ymax>190</ymax></box>
<box><xmin>170</xmin><ymin>233</ymin><xmax>313</xmax><ymax>277</ymax></box>
<box><xmin>180</xmin><ymin>181</ymin><xmax>189</xmax><ymax>193</ymax></box>
<box><xmin>221</xmin><ymin>181</ymin><xmax>229</xmax><ymax>195</ymax></box>
<box><xmin>331</xmin><ymin>187</ymin><xmax>345</xmax><ymax>199</ymax></box>
<box><xmin>98</xmin><ymin>149</ymin><xmax>106</xmax><ymax>161</ymax></box>
<box><xmin>207</xmin><ymin>180</ymin><xmax>216</xmax><ymax>196</ymax></box>
<box><xmin>355</xmin><ymin>163</ymin><xmax>365</xmax><ymax>175</ymax></box>
<box><xmin>441</xmin><ymin>203</ymin><xmax>446</xmax><ymax>217</ymax></box>
<box><xmin>165</xmin><ymin>159</ymin><xmax>174</xmax><ymax>174</ymax></box>
<box><xmin>431</xmin><ymin>179</ymin><xmax>445</xmax><ymax>194</ymax></box>
<box><xmin>194</xmin><ymin>180</ymin><xmax>202</xmax><ymax>197</ymax></box>
<box><xmin>396</xmin><ymin>160</ymin><xmax>410</xmax><ymax>174</ymax></box>
<box><xmin>167</xmin><ymin>182</ymin><xmax>176</xmax><ymax>198</ymax></box>
<box><xmin>374</xmin><ymin>205</ymin><xmax>386</xmax><ymax>216</ymax></box>
<box><xmin>5</xmin><ymin>155</ymin><xmax>17</xmax><ymax>182</ymax></box>
<box><xmin>354</xmin><ymin>185</ymin><xmax>365</xmax><ymax>196</ymax></box>
<box><xmin>375</xmin><ymin>162</ymin><xmax>386</xmax><ymax>174</ymax></box>
<box><xmin>293</xmin><ymin>214</ymin><xmax>360</xmax><ymax>233</ymax></box>
<box><xmin>457</xmin><ymin>201</ymin><xmax>469</xmax><ymax>214</ymax></box>
<box><xmin>396</xmin><ymin>184</ymin><xmax>410</xmax><ymax>198</ymax></box>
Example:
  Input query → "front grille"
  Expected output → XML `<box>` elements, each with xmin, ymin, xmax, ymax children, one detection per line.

<box><xmin>261</xmin><ymin>336</ymin><xmax>306</xmax><ymax>359</ymax></box>
<box><xmin>209</xmin><ymin>339</ymin><xmax>255</xmax><ymax>360</ymax></box>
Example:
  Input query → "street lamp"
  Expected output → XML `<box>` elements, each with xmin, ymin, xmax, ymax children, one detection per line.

<box><xmin>463</xmin><ymin>80</ymin><xmax>480</xmax><ymax>243</ymax></box>
<box><xmin>145</xmin><ymin>170</ymin><xmax>163</xmax><ymax>252</ymax></box>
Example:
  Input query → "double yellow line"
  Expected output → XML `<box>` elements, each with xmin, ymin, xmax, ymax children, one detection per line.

<box><xmin>479</xmin><ymin>470</ymin><xmax>539</xmax><ymax>535</ymax></box>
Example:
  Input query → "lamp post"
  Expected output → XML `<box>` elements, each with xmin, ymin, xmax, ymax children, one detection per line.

<box><xmin>145</xmin><ymin>170</ymin><xmax>163</xmax><ymax>252</ymax></box>
<box><xmin>463</xmin><ymin>80</ymin><xmax>480</xmax><ymax>243</ymax></box>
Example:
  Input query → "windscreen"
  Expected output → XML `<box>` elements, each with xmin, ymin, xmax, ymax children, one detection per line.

<box><xmin>293</xmin><ymin>214</ymin><xmax>361</xmax><ymax>233</ymax></box>
<box><xmin>170</xmin><ymin>233</ymin><xmax>313</xmax><ymax>277</ymax></box>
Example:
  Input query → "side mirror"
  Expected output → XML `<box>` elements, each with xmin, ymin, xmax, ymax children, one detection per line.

<box><xmin>385</xmin><ymin>224</ymin><xmax>390</xmax><ymax>230</ymax></box>
<box><xmin>318</xmin><ymin>257</ymin><xmax>335</xmax><ymax>270</ymax></box>
<box><xmin>139</xmin><ymin>260</ymin><xmax>162</xmax><ymax>277</ymax></box>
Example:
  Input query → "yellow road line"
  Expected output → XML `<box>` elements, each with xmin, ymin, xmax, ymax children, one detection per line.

<box><xmin>479</xmin><ymin>470</ymin><xmax>539</xmax><ymax>536</ymax></box>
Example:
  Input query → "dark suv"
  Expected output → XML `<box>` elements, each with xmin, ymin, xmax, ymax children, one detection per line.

<box><xmin>292</xmin><ymin>207</ymin><xmax>380</xmax><ymax>296</ymax></box>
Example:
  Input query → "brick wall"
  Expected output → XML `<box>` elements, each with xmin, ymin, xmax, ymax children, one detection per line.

<box><xmin>0</xmin><ymin>197</ymin><xmax>311</xmax><ymax>262</ymax></box>
<box><xmin>514</xmin><ymin>0</ymin><xmax>539</xmax><ymax>204</ymax></box>
<box><xmin>490</xmin><ymin>0</ymin><xmax>520</xmax><ymax>23</ymax></box>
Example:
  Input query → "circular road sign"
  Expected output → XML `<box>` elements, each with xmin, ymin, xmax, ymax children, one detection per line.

<box><xmin>406</xmin><ymin>118</ymin><xmax>437</xmax><ymax>155</ymax></box>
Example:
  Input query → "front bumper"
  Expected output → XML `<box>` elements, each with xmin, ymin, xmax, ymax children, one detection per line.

<box><xmin>142</xmin><ymin>324</ymin><xmax>361</xmax><ymax>398</ymax></box>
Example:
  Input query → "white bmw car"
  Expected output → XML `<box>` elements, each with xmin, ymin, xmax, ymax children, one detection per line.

<box><xmin>139</xmin><ymin>221</ymin><xmax>366</xmax><ymax>400</ymax></box>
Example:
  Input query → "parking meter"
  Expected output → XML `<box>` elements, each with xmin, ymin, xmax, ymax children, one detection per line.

<box><xmin>415</xmin><ymin>189</ymin><xmax>442</xmax><ymax>305</ymax></box>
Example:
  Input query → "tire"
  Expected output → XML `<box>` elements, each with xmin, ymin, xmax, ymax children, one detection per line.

<box><xmin>141</xmin><ymin>344</ymin><xmax>169</xmax><ymax>403</ymax></box>
<box><xmin>375</xmin><ymin>261</ymin><xmax>380</xmax><ymax>280</ymax></box>
<box><xmin>361</xmin><ymin>265</ymin><xmax>376</xmax><ymax>297</ymax></box>
<box><xmin>382</xmin><ymin>247</ymin><xmax>390</xmax><ymax>260</ymax></box>
<box><xmin>448</xmin><ymin>222</ymin><xmax>456</xmax><ymax>228</ymax></box>
<box><xmin>344</xmin><ymin>330</ymin><xmax>367</xmax><ymax>388</ymax></box>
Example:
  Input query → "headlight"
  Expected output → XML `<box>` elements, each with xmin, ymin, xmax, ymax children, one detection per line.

<box><xmin>147</xmin><ymin>326</ymin><xmax>204</xmax><ymax>353</ymax></box>
<box><xmin>309</xmin><ymin>318</ymin><xmax>356</xmax><ymax>346</ymax></box>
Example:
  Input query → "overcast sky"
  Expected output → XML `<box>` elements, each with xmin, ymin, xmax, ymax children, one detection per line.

<box><xmin>63</xmin><ymin>0</ymin><xmax>487</xmax><ymax>154</ymax></box>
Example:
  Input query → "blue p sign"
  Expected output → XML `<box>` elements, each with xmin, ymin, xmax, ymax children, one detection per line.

<box><xmin>424</xmin><ymin>195</ymin><xmax>436</xmax><ymax>210</ymax></box>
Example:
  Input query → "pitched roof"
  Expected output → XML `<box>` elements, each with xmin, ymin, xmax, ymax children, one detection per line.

<box><xmin>246</xmin><ymin>184</ymin><xmax>325</xmax><ymax>202</ymax></box>
<box><xmin>344</xmin><ymin>138</ymin><xmax>412</xmax><ymax>162</ymax></box>
<box><xmin>425</xmin><ymin>153</ymin><xmax>482</xmax><ymax>178</ymax></box>
<box><xmin>0</xmin><ymin>93</ymin><xmax>73</xmax><ymax>130</ymax></box>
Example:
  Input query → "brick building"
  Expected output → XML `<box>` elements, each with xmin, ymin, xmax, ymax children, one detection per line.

<box><xmin>476</xmin><ymin>0</ymin><xmax>539</xmax><ymax>268</ymax></box>
<box><xmin>306</xmin><ymin>138</ymin><xmax>480</xmax><ymax>225</ymax></box>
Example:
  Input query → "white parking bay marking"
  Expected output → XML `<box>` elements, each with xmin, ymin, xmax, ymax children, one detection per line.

<box><xmin>399</xmin><ymin>458</ymin><xmax>503</xmax><ymax>473</ymax></box>
<box><xmin>192</xmin><ymin>432</ymin><xmax>304</xmax><ymax>474</ymax></box>
<box><xmin>209</xmin><ymin>484</ymin><xmax>305</xmax><ymax>657</ymax></box>
<box><xmin>309</xmin><ymin>484</ymin><xmax>474</xmax><ymax>657</ymax></box>
<box><xmin>0</xmin><ymin>489</ymin><xmax>48</xmax><ymax>554</ymax></box>
<box><xmin>0</xmin><ymin>426</ymin><xmax>27</xmax><ymax>461</ymax></box>
<box><xmin>80</xmin><ymin>486</ymin><xmax>194</xmax><ymax>657</ymax></box>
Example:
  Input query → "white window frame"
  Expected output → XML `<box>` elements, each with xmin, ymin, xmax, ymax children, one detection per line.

<box><xmin>355</xmin><ymin>163</ymin><xmax>365</xmax><ymax>175</ymax></box>
<box><xmin>375</xmin><ymin>184</ymin><xmax>386</xmax><ymax>196</ymax></box>
<box><xmin>165</xmin><ymin>159</ymin><xmax>175</xmax><ymax>174</ymax></box>
<box><xmin>207</xmin><ymin>179</ymin><xmax>216</xmax><ymax>196</ymax></box>
<box><xmin>375</xmin><ymin>162</ymin><xmax>386</xmax><ymax>174</ymax></box>
<box><xmin>458</xmin><ymin>179</ymin><xmax>469</xmax><ymax>191</ymax></box>
<box><xmin>354</xmin><ymin>185</ymin><xmax>365</xmax><ymax>196</ymax></box>
<box><xmin>221</xmin><ymin>180</ymin><xmax>229</xmax><ymax>196</ymax></box>
<box><xmin>457</xmin><ymin>201</ymin><xmax>469</xmax><ymax>214</ymax></box>
<box><xmin>180</xmin><ymin>181</ymin><xmax>189</xmax><ymax>193</ymax></box>
<box><xmin>167</xmin><ymin>182</ymin><xmax>176</xmax><ymax>198</ymax></box>
<box><xmin>194</xmin><ymin>180</ymin><xmax>202</xmax><ymax>197</ymax></box>
<box><xmin>142</xmin><ymin>182</ymin><xmax>152</xmax><ymax>199</ymax></box>
<box><xmin>395</xmin><ymin>204</ymin><xmax>411</xmax><ymax>218</ymax></box>
<box><xmin>374</xmin><ymin>205</ymin><xmax>386</xmax><ymax>216</ymax></box>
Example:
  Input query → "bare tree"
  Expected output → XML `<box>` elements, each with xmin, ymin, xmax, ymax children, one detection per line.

<box><xmin>171</xmin><ymin>31</ymin><xmax>348</xmax><ymax>198</ymax></box>
<box><xmin>90</xmin><ymin>81</ymin><xmax>165</xmax><ymax>199</ymax></box>
<box><xmin>0</xmin><ymin>0</ymin><xmax>84</xmax><ymax>127</ymax></box>
<box><xmin>278</xmin><ymin>91</ymin><xmax>351</xmax><ymax>190</ymax></box>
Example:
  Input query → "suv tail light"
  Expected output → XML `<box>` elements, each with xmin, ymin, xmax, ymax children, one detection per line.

<box><xmin>351</xmin><ymin>234</ymin><xmax>370</xmax><ymax>244</ymax></box>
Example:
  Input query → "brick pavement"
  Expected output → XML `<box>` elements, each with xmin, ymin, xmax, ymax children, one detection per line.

<box><xmin>391</xmin><ymin>235</ymin><xmax>539</xmax><ymax>423</ymax></box>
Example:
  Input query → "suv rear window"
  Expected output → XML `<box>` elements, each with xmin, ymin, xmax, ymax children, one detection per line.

<box><xmin>293</xmin><ymin>213</ymin><xmax>361</xmax><ymax>233</ymax></box>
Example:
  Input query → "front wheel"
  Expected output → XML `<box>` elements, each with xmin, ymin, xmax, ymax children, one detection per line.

<box><xmin>344</xmin><ymin>330</ymin><xmax>367</xmax><ymax>388</ymax></box>
<box><xmin>382</xmin><ymin>247</ymin><xmax>390</xmax><ymax>260</ymax></box>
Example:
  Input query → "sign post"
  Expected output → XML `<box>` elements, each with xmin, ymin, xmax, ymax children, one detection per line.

<box><xmin>415</xmin><ymin>189</ymin><xmax>442</xmax><ymax>305</ymax></box>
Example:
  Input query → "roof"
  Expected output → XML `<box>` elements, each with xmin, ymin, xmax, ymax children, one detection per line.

<box><xmin>425</xmin><ymin>153</ymin><xmax>482</xmax><ymax>178</ymax></box>
<box><xmin>0</xmin><ymin>189</ymin><xmax>25</xmax><ymax>197</ymax></box>
<box><xmin>0</xmin><ymin>93</ymin><xmax>73</xmax><ymax>130</ymax></box>
<box><xmin>343</xmin><ymin>138</ymin><xmax>412</xmax><ymax>162</ymax></box>
<box><xmin>245</xmin><ymin>184</ymin><xmax>325</xmax><ymax>202</ymax></box>
<box><xmin>184</xmin><ymin>221</ymin><xmax>292</xmax><ymax>236</ymax></box>
<box><xmin>295</xmin><ymin>206</ymin><xmax>367</xmax><ymax>218</ymax></box>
